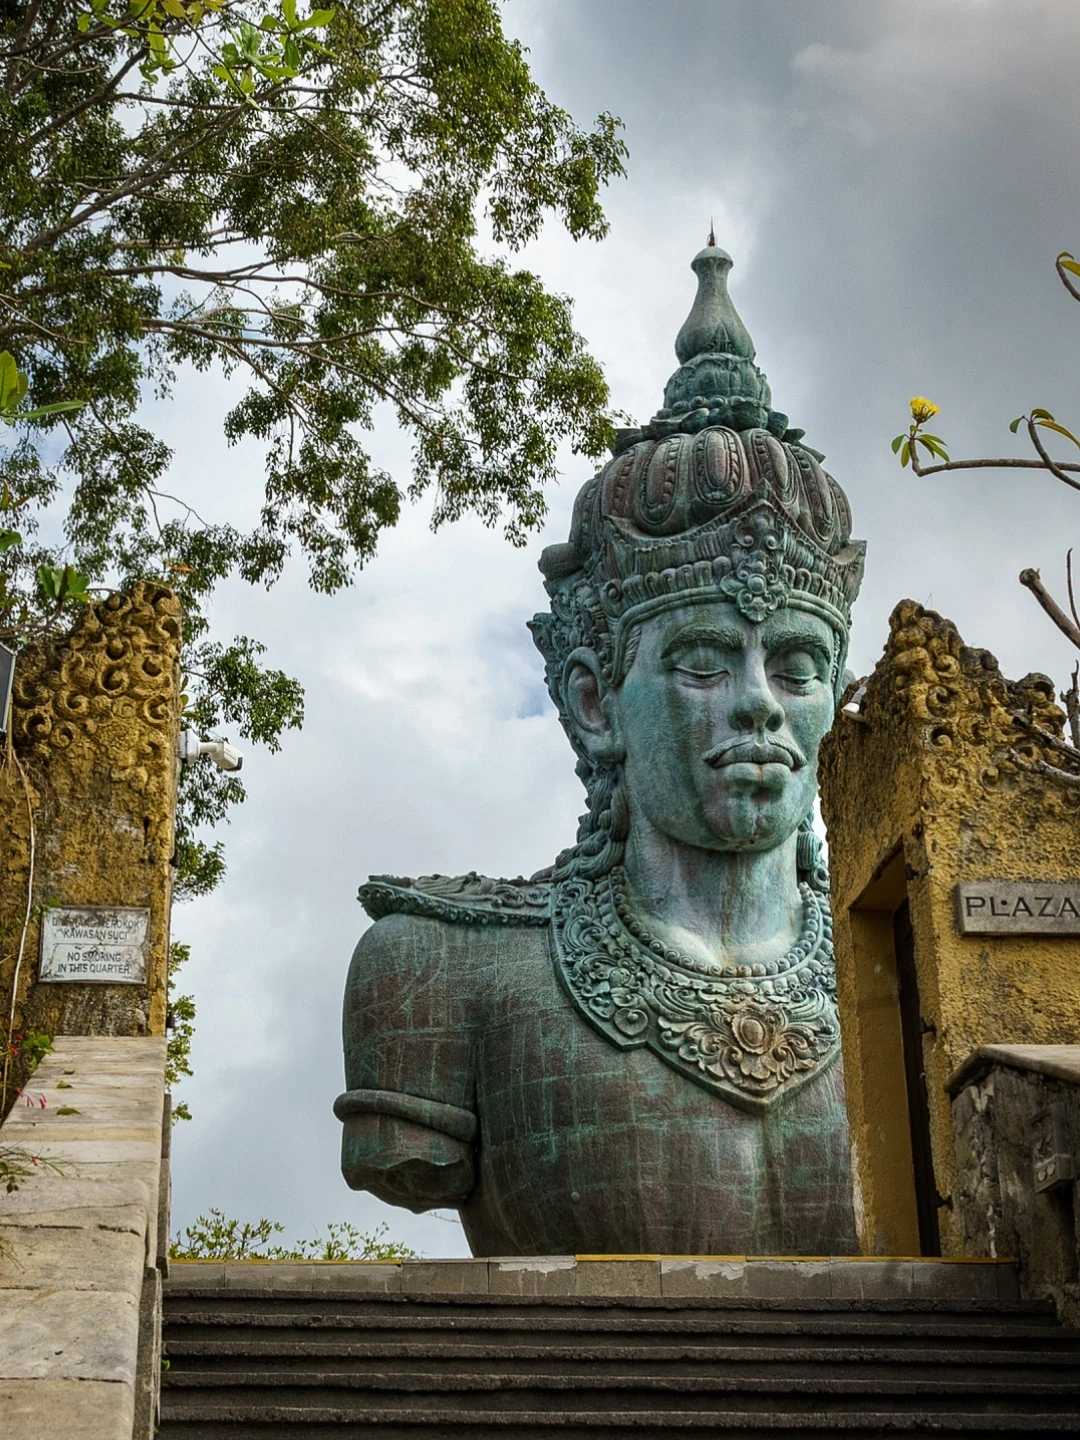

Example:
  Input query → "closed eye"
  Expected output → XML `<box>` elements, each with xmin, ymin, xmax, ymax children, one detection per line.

<box><xmin>669</xmin><ymin>645</ymin><xmax>732</xmax><ymax>680</ymax></box>
<box><xmin>769</xmin><ymin>648</ymin><xmax>826</xmax><ymax>689</ymax></box>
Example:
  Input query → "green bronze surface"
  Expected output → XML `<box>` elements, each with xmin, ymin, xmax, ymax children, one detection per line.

<box><xmin>338</xmin><ymin>241</ymin><xmax>865</xmax><ymax>1256</ymax></box>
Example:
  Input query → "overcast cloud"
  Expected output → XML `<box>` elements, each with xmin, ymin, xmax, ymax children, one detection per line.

<box><xmin>167</xmin><ymin>0</ymin><xmax>1080</xmax><ymax>1256</ymax></box>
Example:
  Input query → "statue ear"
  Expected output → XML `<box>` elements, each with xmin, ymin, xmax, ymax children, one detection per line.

<box><xmin>563</xmin><ymin>648</ymin><xmax>623</xmax><ymax>764</ymax></box>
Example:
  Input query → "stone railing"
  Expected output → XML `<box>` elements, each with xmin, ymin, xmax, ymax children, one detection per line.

<box><xmin>950</xmin><ymin>1044</ymin><xmax>1080</xmax><ymax>1325</ymax></box>
<box><xmin>0</xmin><ymin>1035</ymin><xmax>169</xmax><ymax>1440</ymax></box>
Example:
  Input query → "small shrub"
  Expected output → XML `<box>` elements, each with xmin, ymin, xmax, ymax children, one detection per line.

<box><xmin>169</xmin><ymin>1210</ymin><xmax>417</xmax><ymax>1261</ymax></box>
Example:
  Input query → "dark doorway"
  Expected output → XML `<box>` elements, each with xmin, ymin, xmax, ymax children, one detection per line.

<box><xmin>893</xmin><ymin>900</ymin><xmax>941</xmax><ymax>1255</ymax></box>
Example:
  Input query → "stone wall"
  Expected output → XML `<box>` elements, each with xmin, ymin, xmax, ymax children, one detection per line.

<box><xmin>819</xmin><ymin>601</ymin><xmax>1080</xmax><ymax>1256</ymax></box>
<box><xmin>950</xmin><ymin>1046</ymin><xmax>1080</xmax><ymax>1325</ymax></box>
<box><xmin>0</xmin><ymin>1035</ymin><xmax>169</xmax><ymax>1440</ymax></box>
<box><xmin>0</xmin><ymin>584</ymin><xmax>181</xmax><ymax>1064</ymax></box>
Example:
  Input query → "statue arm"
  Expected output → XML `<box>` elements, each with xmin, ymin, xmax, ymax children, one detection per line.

<box><xmin>336</xmin><ymin>913</ymin><xmax>477</xmax><ymax>1212</ymax></box>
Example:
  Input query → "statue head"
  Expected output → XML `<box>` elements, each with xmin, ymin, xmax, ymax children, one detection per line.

<box><xmin>529</xmin><ymin>242</ymin><xmax>865</xmax><ymax>883</ymax></box>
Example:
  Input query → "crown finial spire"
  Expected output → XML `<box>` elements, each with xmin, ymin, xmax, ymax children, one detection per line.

<box><xmin>608</xmin><ymin>235</ymin><xmax>812</xmax><ymax>457</ymax></box>
<box><xmin>674</xmin><ymin>239</ymin><xmax>753</xmax><ymax>366</ymax></box>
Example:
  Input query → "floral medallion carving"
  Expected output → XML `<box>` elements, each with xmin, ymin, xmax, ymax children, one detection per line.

<box><xmin>549</xmin><ymin>867</ymin><xmax>840</xmax><ymax>1112</ymax></box>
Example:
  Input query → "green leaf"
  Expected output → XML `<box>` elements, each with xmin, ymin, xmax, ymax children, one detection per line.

<box><xmin>19</xmin><ymin>400</ymin><xmax>86</xmax><ymax>421</ymax></box>
<box><xmin>1057</xmin><ymin>252</ymin><xmax>1080</xmax><ymax>278</ymax></box>
<box><xmin>35</xmin><ymin>565</ymin><xmax>62</xmax><ymax>602</ymax></box>
<box><xmin>900</xmin><ymin>439</ymin><xmax>911</xmax><ymax>468</ymax></box>
<box><xmin>0</xmin><ymin>530</ymin><xmax>21</xmax><ymax>552</ymax></box>
<box><xmin>0</xmin><ymin>352</ymin><xmax>27</xmax><ymax>413</ymax></box>
<box><xmin>919</xmin><ymin>436</ymin><xmax>950</xmax><ymax>461</ymax></box>
<box><xmin>55</xmin><ymin>1106</ymin><xmax>80</xmax><ymax>1116</ymax></box>
<box><xmin>1030</xmin><ymin>407</ymin><xmax>1055</xmax><ymax>422</ymax></box>
<box><xmin>1009</xmin><ymin>416</ymin><xmax>1023</xmax><ymax>433</ymax></box>
<box><xmin>282</xmin><ymin>0</ymin><xmax>298</xmax><ymax>27</ymax></box>
<box><xmin>890</xmin><ymin>434</ymin><xmax>904</xmax><ymax>454</ymax></box>
<box><xmin>1036</xmin><ymin>417</ymin><xmax>1080</xmax><ymax>450</ymax></box>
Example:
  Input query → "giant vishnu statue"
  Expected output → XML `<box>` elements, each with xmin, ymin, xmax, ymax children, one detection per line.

<box><xmin>336</xmin><ymin>240</ymin><xmax>866</xmax><ymax>1255</ymax></box>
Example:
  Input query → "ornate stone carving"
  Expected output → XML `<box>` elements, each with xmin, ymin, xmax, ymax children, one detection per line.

<box><xmin>550</xmin><ymin>867</ymin><xmax>839</xmax><ymax>1112</ymax></box>
<box><xmin>0</xmin><ymin>583</ymin><xmax>182</xmax><ymax>1047</ymax></box>
<box><xmin>360</xmin><ymin>871</ymin><xmax>552</xmax><ymax>927</ymax></box>
<box><xmin>13</xmin><ymin>586</ymin><xmax>181</xmax><ymax>814</ymax></box>
<box><xmin>847</xmin><ymin>599</ymin><xmax>1074</xmax><ymax>801</ymax></box>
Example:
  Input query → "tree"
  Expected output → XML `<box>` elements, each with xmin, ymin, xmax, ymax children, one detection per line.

<box><xmin>893</xmin><ymin>251</ymin><xmax>1080</xmax><ymax>783</ymax></box>
<box><xmin>0</xmin><ymin>1</ymin><xmax>626</xmax><ymax>1109</ymax></box>
<box><xmin>169</xmin><ymin>1208</ymin><xmax>417</xmax><ymax>1260</ymax></box>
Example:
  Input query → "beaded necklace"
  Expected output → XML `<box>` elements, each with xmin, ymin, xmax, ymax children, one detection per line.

<box><xmin>550</xmin><ymin>866</ymin><xmax>841</xmax><ymax>1112</ymax></box>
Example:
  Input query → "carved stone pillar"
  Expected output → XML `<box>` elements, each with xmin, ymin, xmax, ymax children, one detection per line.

<box><xmin>0</xmin><ymin>583</ymin><xmax>182</xmax><ymax>1053</ymax></box>
<box><xmin>819</xmin><ymin>600</ymin><xmax>1080</xmax><ymax>1257</ymax></box>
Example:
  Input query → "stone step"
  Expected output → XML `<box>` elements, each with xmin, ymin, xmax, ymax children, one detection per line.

<box><xmin>158</xmin><ymin>1265</ymin><xmax>1079</xmax><ymax>1438</ymax></box>
<box><xmin>161</xmin><ymin>1338</ymin><xmax>1080</xmax><ymax>1370</ymax></box>
<box><xmin>163</xmin><ymin>1306</ymin><xmax>1073</xmax><ymax>1348</ymax></box>
<box><xmin>165</xmin><ymin>1291</ymin><xmax>1042</xmax><ymax>1315</ymax></box>
<box><xmin>166</xmin><ymin>1257</ymin><xmax>1021</xmax><ymax>1306</ymax></box>
<box><xmin>161</xmin><ymin>1367</ymin><xmax>1080</xmax><ymax>1403</ymax></box>
<box><xmin>156</xmin><ymin>1402</ymin><xmax>1080</xmax><ymax>1435</ymax></box>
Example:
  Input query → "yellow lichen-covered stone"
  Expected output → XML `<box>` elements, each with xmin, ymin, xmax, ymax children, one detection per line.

<box><xmin>0</xmin><ymin>584</ymin><xmax>181</xmax><ymax>1062</ymax></box>
<box><xmin>819</xmin><ymin>600</ymin><xmax>1080</xmax><ymax>1257</ymax></box>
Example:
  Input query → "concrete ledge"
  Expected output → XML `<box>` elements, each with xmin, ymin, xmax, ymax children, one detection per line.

<box><xmin>1</xmin><ymin>1378</ymin><xmax>133</xmax><ymax>1439</ymax></box>
<box><xmin>948</xmin><ymin>1042</ymin><xmax>1080</xmax><ymax>1095</ymax></box>
<box><xmin>0</xmin><ymin>1036</ymin><xmax>167</xmax><ymax>1440</ymax></box>
<box><xmin>168</xmin><ymin>1254</ymin><xmax>1018</xmax><ymax>1302</ymax></box>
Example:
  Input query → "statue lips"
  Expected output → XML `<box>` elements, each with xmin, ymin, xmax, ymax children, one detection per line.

<box><xmin>702</xmin><ymin>739</ymin><xmax>804</xmax><ymax>790</ymax></box>
<box><xmin>703</xmin><ymin>739</ymin><xmax>803</xmax><ymax>770</ymax></box>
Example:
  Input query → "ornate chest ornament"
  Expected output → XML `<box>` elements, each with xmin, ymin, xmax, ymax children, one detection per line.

<box><xmin>550</xmin><ymin>868</ymin><xmax>840</xmax><ymax>1113</ymax></box>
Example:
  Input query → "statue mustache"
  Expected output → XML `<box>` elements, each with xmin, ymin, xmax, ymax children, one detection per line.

<box><xmin>702</xmin><ymin>738</ymin><xmax>805</xmax><ymax>770</ymax></box>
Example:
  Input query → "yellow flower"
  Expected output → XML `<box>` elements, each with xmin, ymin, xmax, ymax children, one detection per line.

<box><xmin>909</xmin><ymin>396</ymin><xmax>940</xmax><ymax>424</ymax></box>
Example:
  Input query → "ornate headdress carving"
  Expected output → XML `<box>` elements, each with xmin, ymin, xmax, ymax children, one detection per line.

<box><xmin>528</xmin><ymin>239</ymin><xmax>865</xmax><ymax>881</ymax></box>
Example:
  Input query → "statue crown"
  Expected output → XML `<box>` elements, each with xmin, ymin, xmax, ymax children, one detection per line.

<box><xmin>532</xmin><ymin>241</ymin><xmax>865</xmax><ymax>690</ymax></box>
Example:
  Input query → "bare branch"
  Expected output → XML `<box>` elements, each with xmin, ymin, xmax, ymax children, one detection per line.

<box><xmin>1009</xmin><ymin>750</ymin><xmax>1080</xmax><ymax>789</ymax></box>
<box><xmin>1019</xmin><ymin>567</ymin><xmax>1080</xmax><ymax>650</ymax></box>
<box><xmin>1023</xmin><ymin>415</ymin><xmax>1080</xmax><ymax>494</ymax></box>
<box><xmin>909</xmin><ymin>452</ymin><xmax>1080</xmax><ymax>483</ymax></box>
<box><xmin>1011</xmin><ymin>712</ymin><xmax>1080</xmax><ymax>766</ymax></box>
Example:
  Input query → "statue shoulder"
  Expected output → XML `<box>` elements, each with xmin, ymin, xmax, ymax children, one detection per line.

<box><xmin>358</xmin><ymin>870</ymin><xmax>553</xmax><ymax>928</ymax></box>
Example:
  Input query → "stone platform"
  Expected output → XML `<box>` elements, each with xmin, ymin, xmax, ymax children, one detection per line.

<box><xmin>170</xmin><ymin>1253</ymin><xmax>1018</xmax><ymax>1303</ymax></box>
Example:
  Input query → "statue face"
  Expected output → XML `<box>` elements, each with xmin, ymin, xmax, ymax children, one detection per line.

<box><xmin>612</xmin><ymin>599</ymin><xmax>837</xmax><ymax>855</ymax></box>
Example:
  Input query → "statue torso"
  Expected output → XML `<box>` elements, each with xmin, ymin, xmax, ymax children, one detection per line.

<box><xmin>347</xmin><ymin>871</ymin><xmax>857</xmax><ymax>1257</ymax></box>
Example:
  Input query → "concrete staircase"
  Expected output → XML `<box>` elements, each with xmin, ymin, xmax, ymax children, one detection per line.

<box><xmin>158</xmin><ymin>1259</ymin><xmax>1080</xmax><ymax>1437</ymax></box>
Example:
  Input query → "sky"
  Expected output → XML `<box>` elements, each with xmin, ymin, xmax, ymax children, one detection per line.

<box><xmin>167</xmin><ymin>0</ymin><xmax>1080</xmax><ymax>1257</ymax></box>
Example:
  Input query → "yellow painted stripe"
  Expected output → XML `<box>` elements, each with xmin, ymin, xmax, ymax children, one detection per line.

<box><xmin>573</xmin><ymin>1254</ymin><xmax>1016</xmax><ymax>1264</ymax></box>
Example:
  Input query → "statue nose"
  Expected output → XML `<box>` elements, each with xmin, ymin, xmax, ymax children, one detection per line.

<box><xmin>730</xmin><ymin>683</ymin><xmax>784</xmax><ymax>734</ymax></box>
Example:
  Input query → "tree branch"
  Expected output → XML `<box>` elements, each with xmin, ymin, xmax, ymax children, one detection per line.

<box><xmin>1019</xmin><ymin>567</ymin><xmax>1080</xmax><ymax>650</ymax></box>
<box><xmin>1025</xmin><ymin>415</ymin><xmax>1080</xmax><ymax>494</ymax></box>
<box><xmin>909</xmin><ymin>453</ymin><xmax>1080</xmax><ymax>481</ymax></box>
<box><xmin>16</xmin><ymin>50</ymin><xmax>144</xmax><ymax>156</ymax></box>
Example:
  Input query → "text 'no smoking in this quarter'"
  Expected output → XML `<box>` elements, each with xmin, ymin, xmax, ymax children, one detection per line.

<box><xmin>39</xmin><ymin>905</ymin><xmax>150</xmax><ymax>984</ymax></box>
<box><xmin>955</xmin><ymin>882</ymin><xmax>1080</xmax><ymax>936</ymax></box>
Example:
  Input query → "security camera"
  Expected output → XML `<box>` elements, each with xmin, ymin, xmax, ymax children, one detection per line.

<box><xmin>177</xmin><ymin>728</ymin><xmax>244</xmax><ymax>773</ymax></box>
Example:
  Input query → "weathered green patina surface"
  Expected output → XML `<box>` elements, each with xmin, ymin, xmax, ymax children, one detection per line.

<box><xmin>337</xmin><ymin>242</ymin><xmax>866</xmax><ymax>1256</ymax></box>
